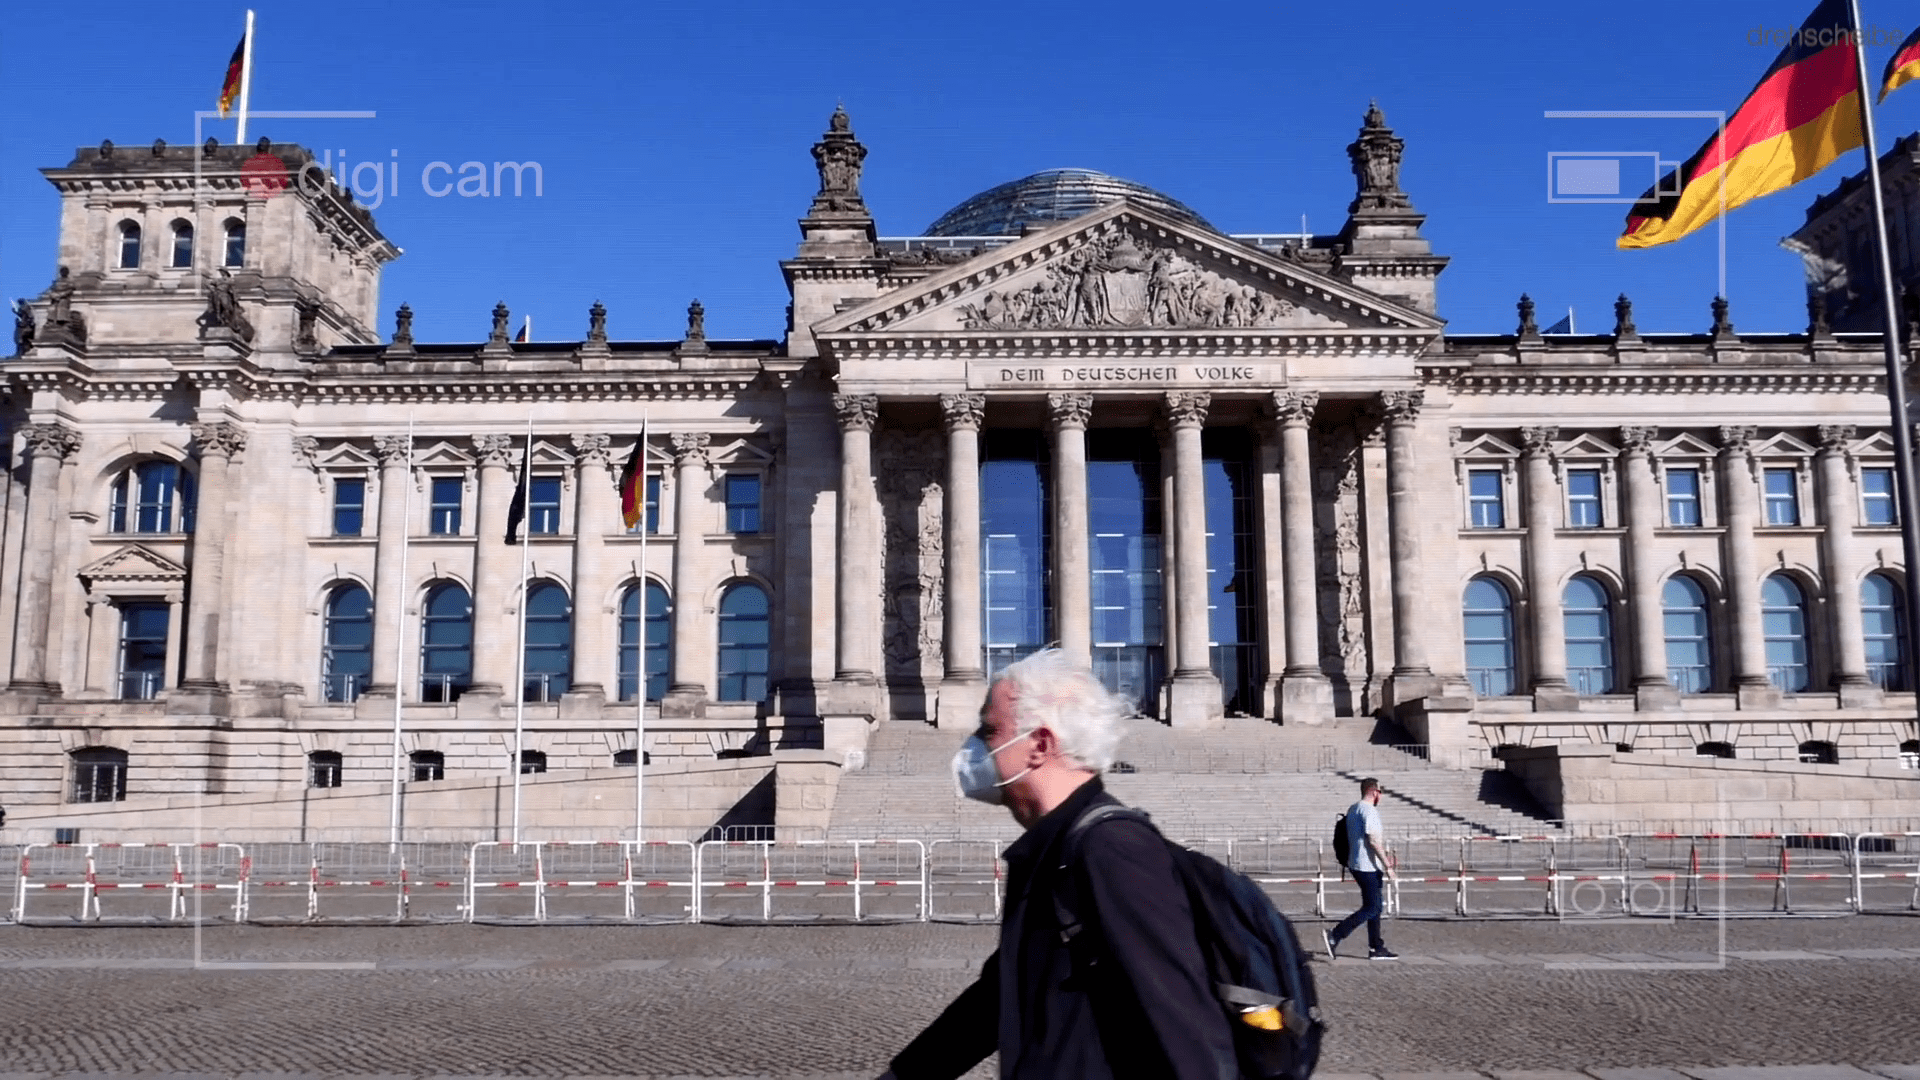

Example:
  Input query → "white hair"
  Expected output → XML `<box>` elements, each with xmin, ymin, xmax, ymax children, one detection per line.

<box><xmin>994</xmin><ymin>648</ymin><xmax>1129</xmax><ymax>772</ymax></box>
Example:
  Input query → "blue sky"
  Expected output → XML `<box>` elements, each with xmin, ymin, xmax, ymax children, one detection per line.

<box><xmin>5</xmin><ymin>0</ymin><xmax>1920</xmax><ymax>342</ymax></box>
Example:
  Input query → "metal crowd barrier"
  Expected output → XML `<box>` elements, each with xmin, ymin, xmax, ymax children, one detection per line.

<box><xmin>694</xmin><ymin>839</ymin><xmax>927</xmax><ymax>923</ymax></box>
<box><xmin>926</xmin><ymin>839</ymin><xmax>1004</xmax><ymax>922</ymax></box>
<box><xmin>15</xmin><ymin>842</ymin><xmax>247</xmax><ymax>923</ymax></box>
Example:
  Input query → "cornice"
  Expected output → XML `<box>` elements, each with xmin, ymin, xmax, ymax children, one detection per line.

<box><xmin>824</xmin><ymin>330</ymin><xmax>1436</xmax><ymax>359</ymax></box>
<box><xmin>1432</xmin><ymin>368</ymin><xmax>1883</xmax><ymax>394</ymax></box>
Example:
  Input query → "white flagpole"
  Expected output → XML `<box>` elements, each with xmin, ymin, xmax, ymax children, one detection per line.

<box><xmin>635</xmin><ymin>412</ymin><xmax>650</xmax><ymax>841</ymax></box>
<box><xmin>511</xmin><ymin>409</ymin><xmax>534</xmax><ymax>846</ymax></box>
<box><xmin>1568</xmin><ymin>306</ymin><xmax>1576</xmax><ymax>335</ymax></box>
<box><xmin>236</xmin><ymin>10</ymin><xmax>256</xmax><ymax>145</ymax></box>
<box><xmin>389</xmin><ymin>411</ymin><xmax>414</xmax><ymax>848</ymax></box>
<box><xmin>1848</xmin><ymin>0</ymin><xmax>1920</xmax><ymax>712</ymax></box>
<box><xmin>523</xmin><ymin>315</ymin><xmax>532</xmax><ymax>342</ymax></box>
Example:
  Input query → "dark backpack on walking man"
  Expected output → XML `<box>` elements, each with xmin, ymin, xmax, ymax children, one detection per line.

<box><xmin>1056</xmin><ymin>804</ymin><xmax>1326</xmax><ymax>1080</ymax></box>
<box><xmin>1331</xmin><ymin>809</ymin><xmax>1352</xmax><ymax>880</ymax></box>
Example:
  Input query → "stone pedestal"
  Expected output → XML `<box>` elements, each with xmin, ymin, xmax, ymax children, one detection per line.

<box><xmin>455</xmin><ymin>688</ymin><xmax>503</xmax><ymax>720</ymax></box>
<box><xmin>558</xmin><ymin>686</ymin><xmax>606</xmax><ymax>720</ymax></box>
<box><xmin>1167</xmin><ymin>674</ymin><xmax>1224</xmax><ymax>730</ymax></box>
<box><xmin>1634</xmin><ymin>682</ymin><xmax>1682</xmax><ymax>711</ymax></box>
<box><xmin>1278</xmin><ymin>675</ymin><xmax>1333</xmax><ymax>725</ymax></box>
<box><xmin>934</xmin><ymin>678</ymin><xmax>988</xmax><ymax>730</ymax></box>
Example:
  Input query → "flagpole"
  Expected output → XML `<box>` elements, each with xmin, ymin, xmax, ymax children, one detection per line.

<box><xmin>1848</xmin><ymin>0</ymin><xmax>1920</xmax><ymax>709</ymax></box>
<box><xmin>512</xmin><ymin>410</ymin><xmax>534</xmax><ymax>846</ymax></box>
<box><xmin>236</xmin><ymin>10</ymin><xmax>255</xmax><ymax>145</ymax></box>
<box><xmin>635</xmin><ymin>412</ymin><xmax>649</xmax><ymax>842</ymax></box>
<box><xmin>390</xmin><ymin>411</ymin><xmax>414</xmax><ymax>849</ymax></box>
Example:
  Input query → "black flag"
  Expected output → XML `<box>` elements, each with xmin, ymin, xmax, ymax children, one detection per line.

<box><xmin>504</xmin><ymin>451</ymin><xmax>530</xmax><ymax>543</ymax></box>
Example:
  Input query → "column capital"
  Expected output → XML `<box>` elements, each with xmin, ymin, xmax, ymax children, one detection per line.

<box><xmin>1618</xmin><ymin>425</ymin><xmax>1658</xmax><ymax>454</ymax></box>
<box><xmin>571</xmin><ymin>432</ymin><xmax>613</xmax><ymax>466</ymax></box>
<box><xmin>1379</xmin><ymin>388</ymin><xmax>1424</xmax><ymax>426</ymax></box>
<box><xmin>833</xmin><ymin>393</ymin><xmax>880</xmax><ymax>432</ymax></box>
<box><xmin>188</xmin><ymin>421</ymin><xmax>247</xmax><ymax>460</ymax></box>
<box><xmin>670</xmin><ymin>431</ymin><xmax>710</xmax><ymax>467</ymax></box>
<box><xmin>372</xmin><ymin>434</ymin><xmax>412</xmax><ymax>466</ymax></box>
<box><xmin>1046</xmin><ymin>392</ymin><xmax>1093</xmax><ymax>431</ymax></box>
<box><xmin>1817</xmin><ymin>424</ymin><xmax>1857</xmax><ymax>453</ymax></box>
<box><xmin>1163</xmin><ymin>390</ymin><xmax>1211</xmax><ymax>430</ymax></box>
<box><xmin>1717</xmin><ymin>425</ymin><xmax>1756</xmax><ymax>456</ymax></box>
<box><xmin>1271</xmin><ymin>389</ymin><xmax>1320</xmax><ymax>428</ymax></box>
<box><xmin>473</xmin><ymin>433</ymin><xmax>515</xmax><ymax>466</ymax></box>
<box><xmin>1520</xmin><ymin>425</ymin><xmax>1558</xmax><ymax>456</ymax></box>
<box><xmin>20</xmin><ymin>422</ymin><xmax>81</xmax><ymax>461</ymax></box>
<box><xmin>939</xmin><ymin>392</ymin><xmax>985</xmax><ymax>432</ymax></box>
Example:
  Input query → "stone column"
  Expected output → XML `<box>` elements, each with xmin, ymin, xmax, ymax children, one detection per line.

<box><xmin>1048</xmin><ymin>393</ymin><xmax>1093</xmax><ymax>667</ymax></box>
<box><xmin>366</xmin><ymin>435</ymin><xmax>411</xmax><ymax>699</ymax></box>
<box><xmin>1164</xmin><ymin>391</ymin><xmax>1222</xmax><ymax>728</ymax></box>
<box><xmin>1519</xmin><ymin>425</ymin><xmax>1574</xmax><ymax>707</ymax></box>
<box><xmin>468</xmin><ymin>434</ymin><xmax>516</xmax><ymax>701</ymax></box>
<box><xmin>667</xmin><ymin>432</ymin><xmax>712</xmax><ymax>702</ymax></box>
<box><xmin>833</xmin><ymin>395</ymin><xmax>879</xmax><ymax>684</ymax></box>
<box><xmin>8</xmin><ymin>423</ymin><xmax>79</xmax><ymax>694</ymax></box>
<box><xmin>936</xmin><ymin>393</ymin><xmax>986</xmax><ymax>727</ymax></box>
<box><xmin>1381</xmin><ymin>392</ymin><xmax>1436</xmax><ymax>705</ymax></box>
<box><xmin>1620</xmin><ymin>426</ymin><xmax>1676</xmax><ymax>709</ymax></box>
<box><xmin>1818</xmin><ymin>424</ymin><xmax>1873</xmax><ymax>702</ymax></box>
<box><xmin>1274</xmin><ymin>391</ymin><xmax>1330</xmax><ymax>721</ymax></box>
<box><xmin>569</xmin><ymin>433</ymin><xmax>613</xmax><ymax>702</ymax></box>
<box><xmin>181</xmin><ymin>422</ymin><xmax>245</xmax><ymax>690</ymax></box>
<box><xmin>1719</xmin><ymin>425</ymin><xmax>1774</xmax><ymax>701</ymax></box>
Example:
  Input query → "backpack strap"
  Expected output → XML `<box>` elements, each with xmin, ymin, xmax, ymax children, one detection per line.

<box><xmin>1051</xmin><ymin>803</ymin><xmax>1153</xmax><ymax>947</ymax></box>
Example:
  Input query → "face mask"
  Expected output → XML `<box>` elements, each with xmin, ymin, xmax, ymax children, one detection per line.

<box><xmin>952</xmin><ymin>730</ymin><xmax>1035</xmax><ymax>805</ymax></box>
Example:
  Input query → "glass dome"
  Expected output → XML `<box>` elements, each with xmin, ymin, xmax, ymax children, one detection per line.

<box><xmin>923</xmin><ymin>168</ymin><xmax>1213</xmax><ymax>237</ymax></box>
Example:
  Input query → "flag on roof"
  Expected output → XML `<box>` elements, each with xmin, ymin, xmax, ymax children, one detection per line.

<box><xmin>1881</xmin><ymin>24</ymin><xmax>1920</xmax><ymax>102</ymax></box>
<box><xmin>217</xmin><ymin>32</ymin><xmax>246</xmax><ymax>117</ymax></box>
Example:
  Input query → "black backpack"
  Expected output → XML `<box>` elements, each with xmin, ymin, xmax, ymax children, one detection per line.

<box><xmin>1055</xmin><ymin>804</ymin><xmax>1325</xmax><ymax>1080</ymax></box>
<box><xmin>1331</xmin><ymin>808</ymin><xmax>1352</xmax><ymax>873</ymax></box>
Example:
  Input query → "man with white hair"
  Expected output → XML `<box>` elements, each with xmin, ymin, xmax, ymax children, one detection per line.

<box><xmin>879</xmin><ymin>649</ymin><xmax>1237</xmax><ymax>1080</ymax></box>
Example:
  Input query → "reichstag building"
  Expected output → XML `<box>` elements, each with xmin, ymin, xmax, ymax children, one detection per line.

<box><xmin>3</xmin><ymin>105</ymin><xmax>1916</xmax><ymax>818</ymax></box>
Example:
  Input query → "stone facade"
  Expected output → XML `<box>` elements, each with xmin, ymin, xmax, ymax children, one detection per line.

<box><xmin>3</xmin><ymin>110</ymin><xmax>1918</xmax><ymax>832</ymax></box>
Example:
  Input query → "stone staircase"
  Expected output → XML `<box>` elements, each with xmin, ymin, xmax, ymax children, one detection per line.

<box><xmin>825</xmin><ymin>717</ymin><xmax>1557</xmax><ymax>842</ymax></box>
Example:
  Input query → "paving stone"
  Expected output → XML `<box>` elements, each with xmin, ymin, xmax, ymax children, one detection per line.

<box><xmin>602</xmin><ymin>958</ymin><xmax>670</xmax><ymax>970</ymax></box>
<box><xmin>1588</xmin><ymin>1070</ymin><xmax>1694</xmax><ymax>1080</ymax></box>
<box><xmin>1311</xmin><ymin>1074</ymin><xmax>1384</xmax><ymax>1080</ymax></box>
<box><xmin>1866</xmin><ymin>1068</ymin><xmax>1920</xmax><ymax>1079</ymax></box>
<box><xmin>1597</xmin><ymin>952</ymin><xmax>1668</xmax><ymax>963</ymax></box>
<box><xmin>1527</xmin><ymin>953</ymin><xmax>1609</xmax><ymax>964</ymax></box>
<box><xmin>1821</xmin><ymin>948</ymin><xmax>1913</xmax><ymax>960</ymax></box>
<box><xmin>1490</xmin><ymin>1072</ymin><xmax>1592</xmax><ymax>1080</ymax></box>
<box><xmin>1725</xmin><ymin>949</ymin><xmax>1837</xmax><ymax>961</ymax></box>
<box><xmin>1380</xmin><ymin>1073</ymin><xmax>1492</xmax><ymax>1080</ymax></box>
<box><xmin>1681</xmin><ymin>1068</ymin><xmax>1882</xmax><ymax>1079</ymax></box>
<box><xmin>1435</xmin><ymin>952</ymin><xmax>1502</xmax><ymax>965</ymax></box>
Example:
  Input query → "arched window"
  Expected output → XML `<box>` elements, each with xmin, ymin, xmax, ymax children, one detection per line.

<box><xmin>618</xmin><ymin>582</ymin><xmax>670</xmax><ymax>702</ymax></box>
<box><xmin>117</xmin><ymin>220</ymin><xmax>142</xmax><ymax>269</ymax></box>
<box><xmin>322</xmin><ymin>584</ymin><xmax>373</xmax><ymax>703</ymax></box>
<box><xmin>419</xmin><ymin>582</ymin><xmax>472</xmax><ymax>702</ymax></box>
<box><xmin>170</xmin><ymin>221</ymin><xmax>194</xmax><ymax>269</ymax></box>
<box><xmin>309</xmin><ymin>750</ymin><xmax>342</xmax><ymax>788</ymax></box>
<box><xmin>1797</xmin><ymin>740</ymin><xmax>1838</xmax><ymax>764</ymax></box>
<box><xmin>71</xmin><ymin>747</ymin><xmax>128</xmax><ymax>803</ymax></box>
<box><xmin>716</xmin><ymin>582</ymin><xmax>770</xmax><ymax>702</ymax></box>
<box><xmin>223</xmin><ymin>219</ymin><xmax>246</xmax><ymax>267</ymax></box>
<box><xmin>1863</xmin><ymin>572</ymin><xmax>1907</xmax><ymax>690</ymax></box>
<box><xmin>1462</xmin><ymin>577</ymin><xmax>1517</xmax><ymax>697</ymax></box>
<box><xmin>1563</xmin><ymin>575</ymin><xmax>1614</xmax><ymax>695</ymax></box>
<box><xmin>1662</xmin><ymin>576</ymin><xmax>1714</xmax><ymax>693</ymax></box>
<box><xmin>518</xmin><ymin>749</ymin><xmax>547</xmax><ymax>774</ymax></box>
<box><xmin>1902</xmin><ymin>739</ymin><xmax>1920</xmax><ymax>769</ymax></box>
<box><xmin>409</xmin><ymin>749</ymin><xmax>444</xmax><ymax>781</ymax></box>
<box><xmin>109</xmin><ymin>460</ymin><xmax>195</xmax><ymax>534</ymax></box>
<box><xmin>1696</xmin><ymin>741</ymin><xmax>1736</xmax><ymax>759</ymax></box>
<box><xmin>521</xmin><ymin>581</ymin><xmax>571</xmax><ymax>702</ymax></box>
<box><xmin>1762</xmin><ymin>575</ymin><xmax>1811</xmax><ymax>692</ymax></box>
<box><xmin>613</xmin><ymin>748</ymin><xmax>650</xmax><ymax>766</ymax></box>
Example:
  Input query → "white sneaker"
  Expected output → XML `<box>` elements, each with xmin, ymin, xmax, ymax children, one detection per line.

<box><xmin>1321</xmin><ymin>929</ymin><xmax>1337</xmax><ymax>960</ymax></box>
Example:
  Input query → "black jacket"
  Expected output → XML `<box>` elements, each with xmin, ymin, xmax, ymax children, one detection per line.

<box><xmin>891</xmin><ymin>778</ymin><xmax>1239</xmax><ymax>1080</ymax></box>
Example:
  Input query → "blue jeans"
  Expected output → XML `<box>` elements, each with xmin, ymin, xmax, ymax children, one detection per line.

<box><xmin>1331</xmin><ymin>869</ymin><xmax>1386</xmax><ymax>952</ymax></box>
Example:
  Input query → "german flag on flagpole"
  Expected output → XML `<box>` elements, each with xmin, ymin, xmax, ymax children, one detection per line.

<box><xmin>1880</xmin><ymin>23</ymin><xmax>1920</xmax><ymax>102</ymax></box>
<box><xmin>216</xmin><ymin>32</ymin><xmax>246</xmax><ymax>117</ymax></box>
<box><xmin>514</xmin><ymin>316</ymin><xmax>530</xmax><ymax>343</ymax></box>
<box><xmin>618</xmin><ymin>430</ymin><xmax>648</xmax><ymax>530</ymax></box>
<box><xmin>1620</xmin><ymin>0</ymin><xmax>1863</xmax><ymax>248</ymax></box>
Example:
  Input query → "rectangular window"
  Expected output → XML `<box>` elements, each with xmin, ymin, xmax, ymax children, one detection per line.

<box><xmin>529</xmin><ymin>476</ymin><xmax>562</xmax><ymax>535</ymax></box>
<box><xmin>726</xmin><ymin>473</ymin><xmax>762</xmax><ymax>534</ymax></box>
<box><xmin>628</xmin><ymin>474</ymin><xmax>662</xmax><ymax>534</ymax></box>
<box><xmin>1467</xmin><ymin>469</ymin><xmax>1504</xmax><ymax>528</ymax></box>
<box><xmin>1764</xmin><ymin>468</ymin><xmax>1800</xmax><ymax>525</ymax></box>
<box><xmin>1863</xmin><ymin>467</ymin><xmax>1898</xmax><ymax>526</ymax></box>
<box><xmin>1666</xmin><ymin>468</ymin><xmax>1702</xmax><ymax>526</ymax></box>
<box><xmin>429</xmin><ymin>477</ymin><xmax>462</xmax><ymax>535</ymax></box>
<box><xmin>118</xmin><ymin>602</ymin><xmax>169</xmax><ymax>700</ymax></box>
<box><xmin>332</xmin><ymin>478</ymin><xmax>366</xmax><ymax>536</ymax></box>
<box><xmin>1566</xmin><ymin>469</ymin><xmax>1602</xmax><ymax>528</ymax></box>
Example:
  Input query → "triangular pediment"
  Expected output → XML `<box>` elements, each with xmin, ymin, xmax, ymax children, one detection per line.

<box><xmin>80</xmin><ymin>544</ymin><xmax>188</xmax><ymax>584</ymax></box>
<box><xmin>314</xmin><ymin>443</ymin><xmax>377</xmax><ymax>470</ymax></box>
<box><xmin>815</xmin><ymin>200</ymin><xmax>1443</xmax><ymax>341</ymax></box>
<box><xmin>414</xmin><ymin>440</ymin><xmax>475</xmax><ymax>468</ymax></box>
<box><xmin>526</xmin><ymin>440</ymin><xmax>575</xmax><ymax>467</ymax></box>
<box><xmin>1558</xmin><ymin>432</ymin><xmax>1618</xmax><ymax>457</ymax></box>
<box><xmin>1458</xmin><ymin>433</ymin><xmax>1521</xmax><ymax>458</ymax></box>
<box><xmin>1754</xmin><ymin>432</ymin><xmax>1817</xmax><ymax>457</ymax></box>
<box><xmin>1658</xmin><ymin>432</ymin><xmax>1720</xmax><ymax>457</ymax></box>
<box><xmin>1855</xmin><ymin>431</ymin><xmax>1896</xmax><ymax>455</ymax></box>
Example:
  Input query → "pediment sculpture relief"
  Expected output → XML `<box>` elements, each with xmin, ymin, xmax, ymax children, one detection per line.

<box><xmin>955</xmin><ymin>230</ymin><xmax>1308</xmax><ymax>331</ymax></box>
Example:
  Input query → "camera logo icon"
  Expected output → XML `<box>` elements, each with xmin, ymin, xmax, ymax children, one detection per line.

<box><xmin>1546</xmin><ymin>152</ymin><xmax>1683</xmax><ymax>204</ymax></box>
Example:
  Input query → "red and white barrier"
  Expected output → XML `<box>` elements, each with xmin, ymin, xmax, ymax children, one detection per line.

<box><xmin>694</xmin><ymin>840</ymin><xmax>927</xmax><ymax>923</ymax></box>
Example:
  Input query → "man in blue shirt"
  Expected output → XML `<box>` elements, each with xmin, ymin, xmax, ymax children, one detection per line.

<box><xmin>1324</xmin><ymin>777</ymin><xmax>1398</xmax><ymax>960</ymax></box>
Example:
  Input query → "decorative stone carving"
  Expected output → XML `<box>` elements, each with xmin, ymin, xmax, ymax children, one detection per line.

<box><xmin>1520</xmin><ymin>425</ymin><xmax>1559</xmax><ymax>456</ymax></box>
<box><xmin>1379</xmin><ymin>389</ymin><xmax>1423</xmax><ymax>426</ymax></box>
<box><xmin>571</xmin><ymin>432</ymin><xmax>612</xmax><ymax>466</ymax></box>
<box><xmin>473</xmin><ymin>434</ymin><xmax>515</xmax><ymax>466</ymax></box>
<box><xmin>292</xmin><ymin>436</ymin><xmax>320</xmax><ymax>470</ymax></box>
<box><xmin>833</xmin><ymin>393</ymin><xmax>879</xmax><ymax>432</ymax></box>
<box><xmin>686</xmin><ymin>299</ymin><xmax>706</xmax><ymax>341</ymax></box>
<box><xmin>670</xmin><ymin>432</ymin><xmax>710</xmax><ymax>467</ymax></box>
<box><xmin>1163</xmin><ymin>391</ymin><xmax>1210</xmax><ymax>429</ymax></box>
<box><xmin>392</xmin><ymin>303</ymin><xmax>415</xmax><ymax>346</ymax></box>
<box><xmin>1346</xmin><ymin>101</ymin><xmax>1412</xmax><ymax>213</ymax></box>
<box><xmin>1619</xmin><ymin>426</ymin><xmax>1657</xmax><ymax>453</ymax></box>
<box><xmin>1710</xmin><ymin>295</ymin><xmax>1735</xmax><ymax>337</ymax></box>
<box><xmin>12</xmin><ymin>299</ymin><xmax>33</xmax><ymax>355</ymax></box>
<box><xmin>892</xmin><ymin>245</ymin><xmax>979</xmax><ymax>267</ymax></box>
<box><xmin>1273</xmin><ymin>390</ymin><xmax>1319</xmax><ymax>427</ymax></box>
<box><xmin>1614</xmin><ymin>294</ymin><xmax>1638</xmax><ymax>339</ymax></box>
<box><xmin>956</xmin><ymin>229</ymin><xmax>1302</xmax><ymax>331</ymax></box>
<box><xmin>588</xmin><ymin>301</ymin><xmax>607</xmax><ymax>343</ymax></box>
<box><xmin>189</xmin><ymin>422</ymin><xmax>248</xmax><ymax>459</ymax></box>
<box><xmin>372</xmin><ymin>435</ymin><xmax>412</xmax><ymax>466</ymax></box>
<box><xmin>1516</xmin><ymin>293</ymin><xmax>1541</xmax><ymax>339</ymax></box>
<box><xmin>490</xmin><ymin>302</ymin><xmax>510</xmax><ymax>344</ymax></box>
<box><xmin>1313</xmin><ymin>422</ymin><xmax>1368</xmax><ymax>687</ymax></box>
<box><xmin>1718</xmin><ymin>425</ymin><xmax>1756</xmax><ymax>454</ymax></box>
<box><xmin>1808</xmin><ymin>292</ymin><xmax>1831</xmax><ymax>337</ymax></box>
<box><xmin>196</xmin><ymin>270</ymin><xmax>254</xmax><ymax>343</ymax></box>
<box><xmin>876</xmin><ymin>429</ymin><xmax>946</xmax><ymax>698</ymax></box>
<box><xmin>938</xmin><ymin>392</ymin><xmax>985</xmax><ymax>432</ymax></box>
<box><xmin>21</xmin><ymin>423</ymin><xmax>81</xmax><ymax>460</ymax></box>
<box><xmin>294</xmin><ymin>298</ymin><xmax>319</xmax><ymax>351</ymax></box>
<box><xmin>1046</xmin><ymin>392</ymin><xmax>1092</xmax><ymax>430</ymax></box>
<box><xmin>809</xmin><ymin>105</ymin><xmax>869</xmax><ymax>215</ymax></box>
<box><xmin>37</xmin><ymin>266</ymin><xmax>86</xmax><ymax>346</ymax></box>
<box><xmin>1818</xmin><ymin>424</ymin><xmax>1856</xmax><ymax>452</ymax></box>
